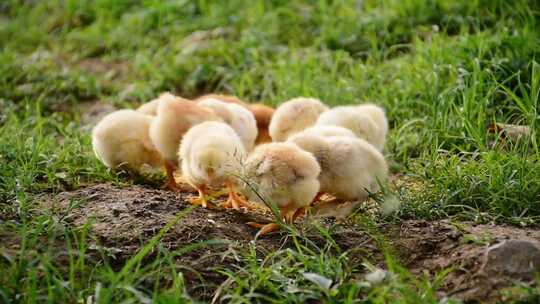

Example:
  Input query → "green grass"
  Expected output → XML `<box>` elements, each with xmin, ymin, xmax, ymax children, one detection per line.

<box><xmin>1</xmin><ymin>0</ymin><xmax>540</xmax><ymax>302</ymax></box>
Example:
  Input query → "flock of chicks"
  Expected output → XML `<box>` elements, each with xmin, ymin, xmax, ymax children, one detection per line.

<box><xmin>92</xmin><ymin>94</ymin><xmax>389</xmax><ymax>236</ymax></box>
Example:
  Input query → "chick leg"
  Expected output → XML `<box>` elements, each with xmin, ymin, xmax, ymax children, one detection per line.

<box><xmin>163</xmin><ymin>160</ymin><xmax>181</xmax><ymax>191</ymax></box>
<box><xmin>220</xmin><ymin>181</ymin><xmax>251</xmax><ymax>210</ymax></box>
<box><xmin>291</xmin><ymin>207</ymin><xmax>307</xmax><ymax>222</ymax></box>
<box><xmin>312</xmin><ymin>192</ymin><xmax>324</xmax><ymax>203</ymax></box>
<box><xmin>188</xmin><ymin>186</ymin><xmax>210</xmax><ymax>208</ymax></box>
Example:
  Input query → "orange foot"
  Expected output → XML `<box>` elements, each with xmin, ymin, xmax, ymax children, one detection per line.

<box><xmin>221</xmin><ymin>189</ymin><xmax>251</xmax><ymax>210</ymax></box>
<box><xmin>188</xmin><ymin>188</ymin><xmax>211</xmax><ymax>208</ymax></box>
<box><xmin>247</xmin><ymin>222</ymin><xmax>280</xmax><ymax>237</ymax></box>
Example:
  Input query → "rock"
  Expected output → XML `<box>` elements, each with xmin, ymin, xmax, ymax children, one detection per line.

<box><xmin>481</xmin><ymin>239</ymin><xmax>540</xmax><ymax>279</ymax></box>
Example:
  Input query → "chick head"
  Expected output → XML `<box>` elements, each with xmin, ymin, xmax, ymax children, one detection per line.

<box><xmin>194</xmin><ymin>146</ymin><xmax>230</xmax><ymax>180</ymax></box>
<box><xmin>241</xmin><ymin>142</ymin><xmax>321</xmax><ymax>209</ymax></box>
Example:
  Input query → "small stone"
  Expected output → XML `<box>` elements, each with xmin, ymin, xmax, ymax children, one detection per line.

<box><xmin>481</xmin><ymin>239</ymin><xmax>540</xmax><ymax>279</ymax></box>
<box><xmin>365</xmin><ymin>268</ymin><xmax>387</xmax><ymax>285</ymax></box>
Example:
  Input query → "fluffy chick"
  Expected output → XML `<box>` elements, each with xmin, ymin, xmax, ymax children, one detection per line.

<box><xmin>137</xmin><ymin>92</ymin><xmax>177</xmax><ymax>116</ymax></box>
<box><xmin>249</xmin><ymin>103</ymin><xmax>275</xmax><ymax>144</ymax></box>
<box><xmin>92</xmin><ymin>110</ymin><xmax>162</xmax><ymax>171</ymax></box>
<box><xmin>179</xmin><ymin>121</ymin><xmax>248</xmax><ymax>209</ymax></box>
<box><xmin>288</xmin><ymin>133</ymin><xmax>388</xmax><ymax>204</ymax></box>
<box><xmin>269</xmin><ymin>97</ymin><xmax>328</xmax><ymax>142</ymax></box>
<box><xmin>356</xmin><ymin>103</ymin><xmax>389</xmax><ymax>142</ymax></box>
<box><xmin>198</xmin><ymin>98</ymin><xmax>258</xmax><ymax>151</ymax></box>
<box><xmin>300</xmin><ymin>125</ymin><xmax>356</xmax><ymax>138</ymax></box>
<box><xmin>195</xmin><ymin>93</ymin><xmax>246</xmax><ymax>106</ymax></box>
<box><xmin>150</xmin><ymin>96</ymin><xmax>222</xmax><ymax>190</ymax></box>
<box><xmin>196</xmin><ymin>94</ymin><xmax>275</xmax><ymax>144</ymax></box>
<box><xmin>241</xmin><ymin>142</ymin><xmax>321</xmax><ymax>236</ymax></box>
<box><xmin>316</xmin><ymin>105</ymin><xmax>385</xmax><ymax>151</ymax></box>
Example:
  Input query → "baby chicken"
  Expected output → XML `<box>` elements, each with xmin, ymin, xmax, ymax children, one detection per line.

<box><xmin>92</xmin><ymin>110</ymin><xmax>162</xmax><ymax>171</ymax></box>
<box><xmin>249</xmin><ymin>103</ymin><xmax>275</xmax><ymax>144</ymax></box>
<box><xmin>241</xmin><ymin>142</ymin><xmax>321</xmax><ymax>236</ymax></box>
<box><xmin>300</xmin><ymin>125</ymin><xmax>356</xmax><ymax>138</ymax></box>
<box><xmin>288</xmin><ymin>132</ymin><xmax>388</xmax><ymax>205</ymax></box>
<box><xmin>198</xmin><ymin>98</ymin><xmax>258</xmax><ymax>151</ymax></box>
<box><xmin>316</xmin><ymin>105</ymin><xmax>385</xmax><ymax>151</ymax></box>
<box><xmin>269</xmin><ymin>97</ymin><xmax>329</xmax><ymax>142</ymax></box>
<box><xmin>195</xmin><ymin>93</ymin><xmax>246</xmax><ymax>106</ymax></box>
<box><xmin>149</xmin><ymin>96</ymin><xmax>222</xmax><ymax>190</ymax></box>
<box><xmin>356</xmin><ymin>103</ymin><xmax>389</xmax><ymax>142</ymax></box>
<box><xmin>137</xmin><ymin>92</ymin><xmax>177</xmax><ymax>116</ymax></box>
<box><xmin>179</xmin><ymin>121</ymin><xmax>248</xmax><ymax>209</ymax></box>
<box><xmin>196</xmin><ymin>94</ymin><xmax>275</xmax><ymax>144</ymax></box>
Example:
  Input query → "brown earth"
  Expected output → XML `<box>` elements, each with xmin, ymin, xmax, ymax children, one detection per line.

<box><xmin>40</xmin><ymin>183</ymin><xmax>540</xmax><ymax>302</ymax></box>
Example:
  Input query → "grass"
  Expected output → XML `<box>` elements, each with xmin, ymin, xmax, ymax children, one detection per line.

<box><xmin>1</xmin><ymin>0</ymin><xmax>539</xmax><ymax>302</ymax></box>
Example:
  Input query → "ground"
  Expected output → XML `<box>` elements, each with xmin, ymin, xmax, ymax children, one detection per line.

<box><xmin>1</xmin><ymin>1</ymin><xmax>540</xmax><ymax>303</ymax></box>
<box><xmin>26</xmin><ymin>183</ymin><xmax>540</xmax><ymax>302</ymax></box>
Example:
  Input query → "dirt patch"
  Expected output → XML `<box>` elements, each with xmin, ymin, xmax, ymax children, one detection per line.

<box><xmin>41</xmin><ymin>184</ymin><xmax>540</xmax><ymax>302</ymax></box>
<box><xmin>42</xmin><ymin>183</ymin><xmax>378</xmax><ymax>298</ymax></box>
<box><xmin>396</xmin><ymin>220</ymin><xmax>540</xmax><ymax>302</ymax></box>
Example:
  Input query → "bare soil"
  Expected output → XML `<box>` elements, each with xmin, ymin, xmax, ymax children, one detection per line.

<box><xmin>41</xmin><ymin>183</ymin><xmax>540</xmax><ymax>302</ymax></box>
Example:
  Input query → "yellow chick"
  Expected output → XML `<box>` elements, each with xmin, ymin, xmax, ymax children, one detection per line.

<box><xmin>269</xmin><ymin>97</ymin><xmax>329</xmax><ymax>142</ymax></box>
<box><xmin>356</xmin><ymin>103</ymin><xmax>389</xmax><ymax>142</ymax></box>
<box><xmin>149</xmin><ymin>95</ymin><xmax>222</xmax><ymax>190</ymax></box>
<box><xmin>241</xmin><ymin>142</ymin><xmax>321</xmax><ymax>236</ymax></box>
<box><xmin>179</xmin><ymin>121</ymin><xmax>248</xmax><ymax>209</ymax></box>
<box><xmin>137</xmin><ymin>92</ymin><xmax>177</xmax><ymax>116</ymax></box>
<box><xmin>198</xmin><ymin>98</ymin><xmax>258</xmax><ymax>151</ymax></box>
<box><xmin>299</xmin><ymin>125</ymin><xmax>356</xmax><ymax>138</ymax></box>
<box><xmin>195</xmin><ymin>94</ymin><xmax>275</xmax><ymax>144</ymax></box>
<box><xmin>92</xmin><ymin>110</ymin><xmax>162</xmax><ymax>171</ymax></box>
<box><xmin>316</xmin><ymin>105</ymin><xmax>385</xmax><ymax>151</ymax></box>
<box><xmin>288</xmin><ymin>132</ymin><xmax>388</xmax><ymax>203</ymax></box>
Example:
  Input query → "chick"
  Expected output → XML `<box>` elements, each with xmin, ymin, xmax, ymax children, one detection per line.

<box><xmin>356</xmin><ymin>103</ymin><xmax>389</xmax><ymax>142</ymax></box>
<box><xmin>249</xmin><ymin>103</ymin><xmax>275</xmax><ymax>144</ymax></box>
<box><xmin>92</xmin><ymin>110</ymin><xmax>162</xmax><ymax>171</ymax></box>
<box><xmin>179</xmin><ymin>121</ymin><xmax>248</xmax><ymax>209</ymax></box>
<box><xmin>196</xmin><ymin>94</ymin><xmax>275</xmax><ymax>144</ymax></box>
<box><xmin>195</xmin><ymin>93</ymin><xmax>246</xmax><ymax>106</ymax></box>
<box><xmin>316</xmin><ymin>105</ymin><xmax>385</xmax><ymax>151</ymax></box>
<box><xmin>137</xmin><ymin>92</ymin><xmax>177</xmax><ymax>116</ymax></box>
<box><xmin>269</xmin><ymin>97</ymin><xmax>329</xmax><ymax>142</ymax></box>
<box><xmin>300</xmin><ymin>125</ymin><xmax>356</xmax><ymax>138</ymax></box>
<box><xmin>241</xmin><ymin>142</ymin><xmax>321</xmax><ymax>236</ymax></box>
<box><xmin>288</xmin><ymin>133</ymin><xmax>388</xmax><ymax>205</ymax></box>
<box><xmin>149</xmin><ymin>96</ymin><xmax>222</xmax><ymax>190</ymax></box>
<box><xmin>198</xmin><ymin>98</ymin><xmax>258</xmax><ymax>151</ymax></box>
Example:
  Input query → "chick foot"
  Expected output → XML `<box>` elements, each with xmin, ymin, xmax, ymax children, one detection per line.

<box><xmin>248</xmin><ymin>203</ymin><xmax>299</xmax><ymax>237</ymax></box>
<box><xmin>220</xmin><ymin>182</ymin><xmax>251</xmax><ymax>210</ymax></box>
<box><xmin>188</xmin><ymin>188</ymin><xmax>211</xmax><ymax>208</ymax></box>
<box><xmin>312</xmin><ymin>192</ymin><xmax>324</xmax><ymax>203</ymax></box>
<box><xmin>247</xmin><ymin>222</ymin><xmax>280</xmax><ymax>237</ymax></box>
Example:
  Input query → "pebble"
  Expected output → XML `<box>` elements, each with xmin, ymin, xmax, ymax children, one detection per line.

<box><xmin>481</xmin><ymin>239</ymin><xmax>540</xmax><ymax>279</ymax></box>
